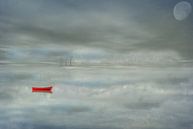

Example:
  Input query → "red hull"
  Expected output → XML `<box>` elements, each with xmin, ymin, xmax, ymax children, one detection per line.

<box><xmin>32</xmin><ymin>86</ymin><xmax>52</xmax><ymax>93</ymax></box>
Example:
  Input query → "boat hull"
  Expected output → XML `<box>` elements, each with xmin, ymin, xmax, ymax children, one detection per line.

<box><xmin>32</xmin><ymin>86</ymin><xmax>52</xmax><ymax>93</ymax></box>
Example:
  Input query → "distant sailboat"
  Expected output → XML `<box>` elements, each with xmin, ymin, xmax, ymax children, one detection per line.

<box><xmin>58</xmin><ymin>56</ymin><xmax>73</xmax><ymax>67</ymax></box>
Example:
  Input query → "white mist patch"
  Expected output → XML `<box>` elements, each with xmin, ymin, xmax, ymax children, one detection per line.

<box><xmin>109</xmin><ymin>50</ymin><xmax>182</xmax><ymax>66</ymax></box>
<box><xmin>128</xmin><ymin>50</ymin><xmax>181</xmax><ymax>64</ymax></box>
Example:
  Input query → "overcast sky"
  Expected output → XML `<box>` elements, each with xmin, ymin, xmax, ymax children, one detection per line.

<box><xmin>0</xmin><ymin>0</ymin><xmax>193</xmax><ymax>65</ymax></box>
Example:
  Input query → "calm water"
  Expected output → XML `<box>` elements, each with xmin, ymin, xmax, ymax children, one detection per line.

<box><xmin>0</xmin><ymin>65</ymin><xmax>193</xmax><ymax>129</ymax></box>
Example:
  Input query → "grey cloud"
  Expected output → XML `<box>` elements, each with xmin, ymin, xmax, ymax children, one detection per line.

<box><xmin>0</xmin><ymin>15</ymin><xmax>142</xmax><ymax>47</ymax></box>
<box><xmin>124</xmin><ymin>101</ymin><xmax>160</xmax><ymax>110</ymax></box>
<box><xmin>132</xmin><ymin>6</ymin><xmax>193</xmax><ymax>59</ymax></box>
<box><xmin>1</xmin><ymin>0</ymin><xmax>192</xmax><ymax>64</ymax></box>
<box><xmin>0</xmin><ymin>72</ymin><xmax>34</xmax><ymax>84</ymax></box>
<box><xmin>0</xmin><ymin>91</ymin><xmax>14</xmax><ymax>102</ymax></box>
<box><xmin>0</xmin><ymin>122</ymin><xmax>120</xmax><ymax>129</ymax></box>
<box><xmin>0</xmin><ymin>49</ymin><xmax>7</xmax><ymax>60</ymax></box>
<box><xmin>47</xmin><ymin>105</ymin><xmax>92</xmax><ymax>114</ymax></box>
<box><xmin>0</xmin><ymin>0</ymin><xmax>153</xmax><ymax>51</ymax></box>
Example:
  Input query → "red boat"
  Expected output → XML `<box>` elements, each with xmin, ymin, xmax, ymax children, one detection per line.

<box><xmin>32</xmin><ymin>86</ymin><xmax>52</xmax><ymax>93</ymax></box>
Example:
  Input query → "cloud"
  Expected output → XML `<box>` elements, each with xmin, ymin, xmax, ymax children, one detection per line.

<box><xmin>0</xmin><ymin>49</ymin><xmax>7</xmax><ymax>61</ymax></box>
<box><xmin>0</xmin><ymin>0</ymin><xmax>193</xmax><ymax>65</ymax></box>
<box><xmin>0</xmin><ymin>91</ymin><xmax>14</xmax><ymax>103</ymax></box>
<box><xmin>0</xmin><ymin>9</ymin><xmax>152</xmax><ymax>47</ymax></box>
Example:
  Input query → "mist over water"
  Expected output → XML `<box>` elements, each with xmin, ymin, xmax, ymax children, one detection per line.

<box><xmin>0</xmin><ymin>64</ymin><xmax>193</xmax><ymax>129</ymax></box>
